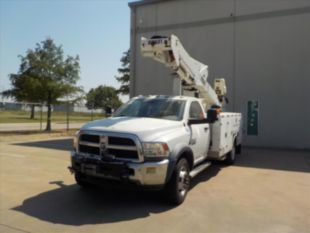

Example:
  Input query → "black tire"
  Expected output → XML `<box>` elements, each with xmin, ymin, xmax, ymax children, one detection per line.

<box><xmin>224</xmin><ymin>145</ymin><xmax>236</xmax><ymax>165</ymax></box>
<box><xmin>75</xmin><ymin>172</ymin><xmax>91</xmax><ymax>188</ymax></box>
<box><xmin>236</xmin><ymin>144</ymin><xmax>242</xmax><ymax>154</ymax></box>
<box><xmin>165</xmin><ymin>158</ymin><xmax>191</xmax><ymax>205</ymax></box>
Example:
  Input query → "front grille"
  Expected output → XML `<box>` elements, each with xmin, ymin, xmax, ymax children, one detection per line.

<box><xmin>79</xmin><ymin>145</ymin><xmax>100</xmax><ymax>155</ymax></box>
<box><xmin>78</xmin><ymin>133</ymin><xmax>140</xmax><ymax>161</ymax></box>
<box><xmin>80</xmin><ymin>134</ymin><xmax>100</xmax><ymax>143</ymax></box>
<box><xmin>108</xmin><ymin>137</ymin><xmax>135</xmax><ymax>146</ymax></box>
<box><xmin>107</xmin><ymin>149</ymin><xmax>139</xmax><ymax>159</ymax></box>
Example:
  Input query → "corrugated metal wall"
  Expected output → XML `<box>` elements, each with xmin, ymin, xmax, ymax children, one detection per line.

<box><xmin>129</xmin><ymin>0</ymin><xmax>310</xmax><ymax>149</ymax></box>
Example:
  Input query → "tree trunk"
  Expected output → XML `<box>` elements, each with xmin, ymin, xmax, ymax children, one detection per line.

<box><xmin>30</xmin><ymin>105</ymin><xmax>35</xmax><ymax>119</ymax></box>
<box><xmin>46</xmin><ymin>104</ymin><xmax>52</xmax><ymax>131</ymax></box>
<box><xmin>45</xmin><ymin>91</ymin><xmax>52</xmax><ymax>131</ymax></box>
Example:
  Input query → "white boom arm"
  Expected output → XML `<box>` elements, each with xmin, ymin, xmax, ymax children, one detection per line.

<box><xmin>141</xmin><ymin>35</ymin><xmax>222</xmax><ymax>107</ymax></box>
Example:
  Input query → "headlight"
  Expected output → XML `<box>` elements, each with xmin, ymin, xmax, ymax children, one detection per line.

<box><xmin>142</xmin><ymin>142</ymin><xmax>170</xmax><ymax>158</ymax></box>
<box><xmin>73</xmin><ymin>130</ymin><xmax>80</xmax><ymax>150</ymax></box>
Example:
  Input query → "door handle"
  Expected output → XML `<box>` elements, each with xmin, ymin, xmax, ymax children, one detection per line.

<box><xmin>204</xmin><ymin>127</ymin><xmax>209</xmax><ymax>132</ymax></box>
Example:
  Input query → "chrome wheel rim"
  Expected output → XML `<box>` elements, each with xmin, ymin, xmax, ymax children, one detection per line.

<box><xmin>178</xmin><ymin>166</ymin><xmax>190</xmax><ymax>196</ymax></box>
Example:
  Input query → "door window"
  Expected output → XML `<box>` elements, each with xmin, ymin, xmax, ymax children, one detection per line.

<box><xmin>189</xmin><ymin>101</ymin><xmax>204</xmax><ymax>119</ymax></box>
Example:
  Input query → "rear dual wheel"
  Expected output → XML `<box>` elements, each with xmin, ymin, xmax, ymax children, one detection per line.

<box><xmin>224</xmin><ymin>145</ymin><xmax>236</xmax><ymax>165</ymax></box>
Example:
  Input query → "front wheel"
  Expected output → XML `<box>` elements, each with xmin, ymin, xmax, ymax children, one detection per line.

<box><xmin>165</xmin><ymin>158</ymin><xmax>191</xmax><ymax>205</ymax></box>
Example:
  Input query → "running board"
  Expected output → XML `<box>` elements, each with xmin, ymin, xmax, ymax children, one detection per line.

<box><xmin>190</xmin><ymin>161</ymin><xmax>211</xmax><ymax>178</ymax></box>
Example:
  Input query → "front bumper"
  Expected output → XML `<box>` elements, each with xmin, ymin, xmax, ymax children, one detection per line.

<box><xmin>69</xmin><ymin>151</ymin><xmax>169</xmax><ymax>186</ymax></box>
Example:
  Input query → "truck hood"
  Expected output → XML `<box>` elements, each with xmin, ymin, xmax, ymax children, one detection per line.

<box><xmin>80</xmin><ymin>117</ymin><xmax>183</xmax><ymax>141</ymax></box>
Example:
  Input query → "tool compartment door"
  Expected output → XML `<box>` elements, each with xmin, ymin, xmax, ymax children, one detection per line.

<box><xmin>209</xmin><ymin>113</ymin><xmax>242</xmax><ymax>159</ymax></box>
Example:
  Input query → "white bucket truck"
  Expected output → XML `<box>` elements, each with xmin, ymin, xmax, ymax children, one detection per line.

<box><xmin>69</xmin><ymin>35</ymin><xmax>242</xmax><ymax>204</ymax></box>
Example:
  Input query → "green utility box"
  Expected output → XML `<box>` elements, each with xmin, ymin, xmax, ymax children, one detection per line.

<box><xmin>247</xmin><ymin>100</ymin><xmax>259</xmax><ymax>135</ymax></box>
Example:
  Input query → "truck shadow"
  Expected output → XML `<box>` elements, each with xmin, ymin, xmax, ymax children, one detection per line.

<box><xmin>12</xmin><ymin>181</ymin><xmax>173</xmax><ymax>225</ymax></box>
<box><xmin>190</xmin><ymin>164</ymin><xmax>222</xmax><ymax>189</ymax></box>
<box><xmin>13</xmin><ymin>138</ymin><xmax>73</xmax><ymax>151</ymax></box>
<box><xmin>12</xmin><ymin>166</ymin><xmax>222</xmax><ymax>226</ymax></box>
<box><xmin>235</xmin><ymin>147</ymin><xmax>310</xmax><ymax>173</ymax></box>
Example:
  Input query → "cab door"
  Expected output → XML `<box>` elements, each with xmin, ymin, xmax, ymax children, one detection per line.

<box><xmin>187</xmin><ymin>101</ymin><xmax>210</xmax><ymax>164</ymax></box>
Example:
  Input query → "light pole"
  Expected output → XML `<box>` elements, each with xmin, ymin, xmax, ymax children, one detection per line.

<box><xmin>91</xmin><ymin>102</ymin><xmax>94</xmax><ymax>121</ymax></box>
<box><xmin>40</xmin><ymin>103</ymin><xmax>43</xmax><ymax>131</ymax></box>
<box><xmin>66</xmin><ymin>100</ymin><xmax>69</xmax><ymax>131</ymax></box>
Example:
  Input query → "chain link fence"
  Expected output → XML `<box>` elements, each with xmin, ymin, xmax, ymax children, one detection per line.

<box><xmin>0</xmin><ymin>101</ymin><xmax>106</xmax><ymax>132</ymax></box>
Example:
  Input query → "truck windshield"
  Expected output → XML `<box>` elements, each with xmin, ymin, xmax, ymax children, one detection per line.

<box><xmin>114</xmin><ymin>98</ymin><xmax>186</xmax><ymax>121</ymax></box>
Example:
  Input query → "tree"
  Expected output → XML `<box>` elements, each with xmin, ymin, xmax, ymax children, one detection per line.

<box><xmin>115</xmin><ymin>49</ymin><xmax>130</xmax><ymax>95</ymax></box>
<box><xmin>2</xmin><ymin>73</ymin><xmax>42</xmax><ymax>119</ymax></box>
<box><xmin>86</xmin><ymin>85</ymin><xmax>122</xmax><ymax>113</ymax></box>
<box><xmin>3</xmin><ymin>38</ymin><xmax>82</xmax><ymax>131</ymax></box>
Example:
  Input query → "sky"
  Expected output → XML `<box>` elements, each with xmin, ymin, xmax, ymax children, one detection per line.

<box><xmin>0</xmin><ymin>0</ymin><xmax>134</xmax><ymax>101</ymax></box>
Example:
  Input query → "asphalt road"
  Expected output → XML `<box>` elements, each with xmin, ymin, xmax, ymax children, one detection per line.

<box><xmin>0</xmin><ymin>122</ymin><xmax>85</xmax><ymax>132</ymax></box>
<box><xmin>0</xmin><ymin>138</ymin><xmax>309</xmax><ymax>233</ymax></box>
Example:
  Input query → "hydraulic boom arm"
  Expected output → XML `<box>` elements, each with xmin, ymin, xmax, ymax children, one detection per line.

<box><xmin>141</xmin><ymin>35</ymin><xmax>224</xmax><ymax>107</ymax></box>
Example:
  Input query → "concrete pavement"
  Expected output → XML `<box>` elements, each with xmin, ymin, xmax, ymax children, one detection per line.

<box><xmin>0</xmin><ymin>138</ymin><xmax>309</xmax><ymax>233</ymax></box>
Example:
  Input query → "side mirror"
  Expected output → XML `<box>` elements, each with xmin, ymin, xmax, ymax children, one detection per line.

<box><xmin>187</xmin><ymin>109</ymin><xmax>219</xmax><ymax>125</ymax></box>
<box><xmin>206</xmin><ymin>109</ymin><xmax>218</xmax><ymax>123</ymax></box>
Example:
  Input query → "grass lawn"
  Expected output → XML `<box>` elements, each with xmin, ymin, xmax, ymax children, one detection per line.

<box><xmin>0</xmin><ymin>128</ymin><xmax>77</xmax><ymax>142</ymax></box>
<box><xmin>0</xmin><ymin>110</ymin><xmax>105</xmax><ymax>124</ymax></box>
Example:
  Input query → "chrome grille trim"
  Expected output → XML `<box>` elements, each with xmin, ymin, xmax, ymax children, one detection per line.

<box><xmin>77</xmin><ymin>130</ymin><xmax>144</xmax><ymax>162</ymax></box>
<box><xmin>106</xmin><ymin>145</ymin><xmax>137</xmax><ymax>151</ymax></box>
<box><xmin>79</xmin><ymin>141</ymin><xmax>100</xmax><ymax>147</ymax></box>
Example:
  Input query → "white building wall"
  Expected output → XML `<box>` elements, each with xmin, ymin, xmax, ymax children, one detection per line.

<box><xmin>129</xmin><ymin>0</ymin><xmax>310</xmax><ymax>149</ymax></box>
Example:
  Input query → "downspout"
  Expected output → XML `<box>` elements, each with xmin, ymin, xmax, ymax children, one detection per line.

<box><xmin>129</xmin><ymin>4</ymin><xmax>137</xmax><ymax>98</ymax></box>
